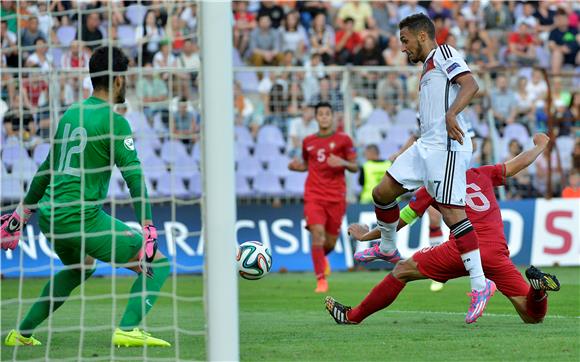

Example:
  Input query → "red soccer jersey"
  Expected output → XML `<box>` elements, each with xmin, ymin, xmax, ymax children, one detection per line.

<box><xmin>302</xmin><ymin>132</ymin><xmax>357</xmax><ymax>202</ymax></box>
<box><xmin>409</xmin><ymin>164</ymin><xmax>507</xmax><ymax>247</ymax></box>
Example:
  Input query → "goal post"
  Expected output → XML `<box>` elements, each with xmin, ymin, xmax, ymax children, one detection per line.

<box><xmin>200</xmin><ymin>1</ymin><xmax>240</xmax><ymax>361</ymax></box>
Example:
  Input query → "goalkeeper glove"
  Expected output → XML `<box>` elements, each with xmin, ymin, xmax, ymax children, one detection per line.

<box><xmin>1</xmin><ymin>206</ymin><xmax>34</xmax><ymax>250</ymax></box>
<box><xmin>139</xmin><ymin>224</ymin><xmax>158</xmax><ymax>278</ymax></box>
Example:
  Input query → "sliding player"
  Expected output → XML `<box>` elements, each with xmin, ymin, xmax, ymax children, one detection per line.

<box><xmin>359</xmin><ymin>14</ymin><xmax>492</xmax><ymax>322</ymax></box>
<box><xmin>326</xmin><ymin>133</ymin><xmax>560</xmax><ymax>325</ymax></box>
<box><xmin>1</xmin><ymin>46</ymin><xmax>171</xmax><ymax>347</ymax></box>
<box><xmin>289</xmin><ymin>102</ymin><xmax>357</xmax><ymax>293</ymax></box>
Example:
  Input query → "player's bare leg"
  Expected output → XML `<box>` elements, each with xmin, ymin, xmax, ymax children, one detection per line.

<box><xmin>309</xmin><ymin>224</ymin><xmax>329</xmax><ymax>293</ymax></box>
<box><xmin>323</xmin><ymin>233</ymin><xmax>338</xmax><ymax>277</ymax></box>
<box><xmin>427</xmin><ymin>207</ymin><xmax>444</xmax><ymax>292</ymax></box>
<box><xmin>353</xmin><ymin>173</ymin><xmax>405</xmax><ymax>263</ymax></box>
<box><xmin>439</xmin><ymin>205</ymin><xmax>495</xmax><ymax>323</ymax></box>
<box><xmin>326</xmin><ymin>258</ymin><xmax>425</xmax><ymax>324</ymax></box>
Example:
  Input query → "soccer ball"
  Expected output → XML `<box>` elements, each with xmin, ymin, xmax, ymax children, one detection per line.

<box><xmin>236</xmin><ymin>241</ymin><xmax>272</xmax><ymax>280</ymax></box>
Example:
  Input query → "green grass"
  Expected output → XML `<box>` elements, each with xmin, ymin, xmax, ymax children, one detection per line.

<box><xmin>2</xmin><ymin>267</ymin><xmax>579</xmax><ymax>361</ymax></box>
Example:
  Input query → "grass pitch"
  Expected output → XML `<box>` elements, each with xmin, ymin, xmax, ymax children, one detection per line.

<box><xmin>1</xmin><ymin>267</ymin><xmax>579</xmax><ymax>361</ymax></box>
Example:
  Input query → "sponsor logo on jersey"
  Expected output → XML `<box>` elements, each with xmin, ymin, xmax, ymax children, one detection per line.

<box><xmin>446</xmin><ymin>62</ymin><xmax>460</xmax><ymax>74</ymax></box>
<box><xmin>307</xmin><ymin>146</ymin><xmax>314</xmax><ymax>151</ymax></box>
<box><xmin>124</xmin><ymin>137</ymin><xmax>135</xmax><ymax>151</ymax></box>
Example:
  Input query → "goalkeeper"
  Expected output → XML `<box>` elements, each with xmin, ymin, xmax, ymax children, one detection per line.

<box><xmin>1</xmin><ymin>46</ymin><xmax>171</xmax><ymax>347</ymax></box>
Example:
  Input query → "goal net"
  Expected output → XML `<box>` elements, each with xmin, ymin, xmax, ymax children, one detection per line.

<box><xmin>0</xmin><ymin>1</ymin><xmax>234</xmax><ymax>360</ymax></box>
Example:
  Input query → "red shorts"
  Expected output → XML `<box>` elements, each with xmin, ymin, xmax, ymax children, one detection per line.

<box><xmin>304</xmin><ymin>199</ymin><xmax>346</xmax><ymax>236</ymax></box>
<box><xmin>412</xmin><ymin>240</ymin><xmax>529</xmax><ymax>297</ymax></box>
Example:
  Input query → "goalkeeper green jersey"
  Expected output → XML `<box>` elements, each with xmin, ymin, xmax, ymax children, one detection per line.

<box><xmin>24</xmin><ymin>96</ymin><xmax>152</xmax><ymax>225</ymax></box>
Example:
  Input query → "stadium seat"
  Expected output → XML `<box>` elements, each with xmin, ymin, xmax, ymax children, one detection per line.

<box><xmin>126</xmin><ymin>111</ymin><xmax>155</xmax><ymax>136</ymax></box>
<box><xmin>2</xmin><ymin>144</ymin><xmax>31</xmax><ymax>168</ymax></box>
<box><xmin>253</xmin><ymin>172</ymin><xmax>284</xmax><ymax>196</ymax></box>
<box><xmin>1</xmin><ymin>175</ymin><xmax>24</xmax><ymax>201</ymax></box>
<box><xmin>237</xmin><ymin>156</ymin><xmax>262</xmax><ymax>180</ymax></box>
<box><xmin>378</xmin><ymin>141</ymin><xmax>399</xmax><ymax>160</ymax></box>
<box><xmin>10</xmin><ymin>157</ymin><xmax>37</xmax><ymax>181</ymax></box>
<box><xmin>394</xmin><ymin>108</ymin><xmax>418</xmax><ymax>131</ymax></box>
<box><xmin>172</xmin><ymin>160</ymin><xmax>200</xmax><ymax>181</ymax></box>
<box><xmin>191</xmin><ymin>142</ymin><xmax>201</xmax><ymax>164</ymax></box>
<box><xmin>107</xmin><ymin>179</ymin><xmax>129</xmax><ymax>199</ymax></box>
<box><xmin>157</xmin><ymin>175</ymin><xmax>189</xmax><ymax>198</ymax></box>
<box><xmin>366</xmin><ymin>108</ymin><xmax>391</xmax><ymax>133</ymax></box>
<box><xmin>254</xmin><ymin>143</ymin><xmax>282</xmax><ymax>164</ymax></box>
<box><xmin>235</xmin><ymin>125</ymin><xmax>254</xmax><ymax>147</ymax></box>
<box><xmin>111</xmin><ymin>166</ymin><xmax>124</xmax><ymax>183</ymax></box>
<box><xmin>349</xmin><ymin>171</ymin><xmax>362</xmax><ymax>195</ymax></box>
<box><xmin>384</xmin><ymin>126</ymin><xmax>411</xmax><ymax>148</ymax></box>
<box><xmin>256</xmin><ymin>125</ymin><xmax>285</xmax><ymax>148</ymax></box>
<box><xmin>503</xmin><ymin>123</ymin><xmax>530</xmax><ymax>147</ymax></box>
<box><xmin>235</xmin><ymin>174</ymin><xmax>254</xmax><ymax>197</ymax></box>
<box><xmin>283</xmin><ymin>171</ymin><xmax>307</xmax><ymax>196</ymax></box>
<box><xmin>135</xmin><ymin>139</ymin><xmax>158</xmax><ymax>160</ymax></box>
<box><xmin>188</xmin><ymin>173</ymin><xmax>202</xmax><ymax>197</ymax></box>
<box><xmin>56</xmin><ymin>26</ymin><xmax>77</xmax><ymax>47</ymax></box>
<box><xmin>51</xmin><ymin>47</ymin><xmax>63</xmax><ymax>69</ymax></box>
<box><xmin>356</xmin><ymin>124</ymin><xmax>383</xmax><ymax>146</ymax></box>
<box><xmin>267</xmin><ymin>155</ymin><xmax>291</xmax><ymax>178</ymax></box>
<box><xmin>235</xmin><ymin>71</ymin><xmax>260</xmax><ymax>94</ymax></box>
<box><xmin>125</xmin><ymin>4</ymin><xmax>147</xmax><ymax>26</ymax></box>
<box><xmin>160</xmin><ymin>139</ymin><xmax>190</xmax><ymax>164</ymax></box>
<box><xmin>235</xmin><ymin>143</ymin><xmax>252</xmax><ymax>161</ymax></box>
<box><xmin>32</xmin><ymin>143</ymin><xmax>50</xmax><ymax>165</ymax></box>
<box><xmin>142</xmin><ymin>154</ymin><xmax>167</xmax><ymax>182</ymax></box>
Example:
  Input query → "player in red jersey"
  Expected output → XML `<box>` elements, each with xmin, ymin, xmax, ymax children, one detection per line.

<box><xmin>288</xmin><ymin>102</ymin><xmax>358</xmax><ymax>293</ymax></box>
<box><xmin>325</xmin><ymin>133</ymin><xmax>561</xmax><ymax>324</ymax></box>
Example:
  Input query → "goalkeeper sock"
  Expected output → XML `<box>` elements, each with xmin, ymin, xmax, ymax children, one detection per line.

<box><xmin>347</xmin><ymin>273</ymin><xmax>405</xmax><ymax>323</ymax></box>
<box><xmin>526</xmin><ymin>286</ymin><xmax>548</xmax><ymax>321</ymax></box>
<box><xmin>119</xmin><ymin>258</ymin><xmax>170</xmax><ymax>330</ymax></box>
<box><xmin>19</xmin><ymin>267</ymin><xmax>95</xmax><ymax>336</ymax></box>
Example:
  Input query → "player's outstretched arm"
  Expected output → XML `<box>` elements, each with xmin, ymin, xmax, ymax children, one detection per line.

<box><xmin>505</xmin><ymin>133</ymin><xmax>550</xmax><ymax>178</ymax></box>
<box><xmin>1</xmin><ymin>158</ymin><xmax>51</xmax><ymax>250</ymax></box>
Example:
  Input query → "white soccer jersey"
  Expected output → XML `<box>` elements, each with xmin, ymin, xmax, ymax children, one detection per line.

<box><xmin>417</xmin><ymin>44</ymin><xmax>473</xmax><ymax>152</ymax></box>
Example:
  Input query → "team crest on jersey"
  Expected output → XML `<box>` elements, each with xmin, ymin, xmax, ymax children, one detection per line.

<box><xmin>329</xmin><ymin>142</ymin><xmax>335</xmax><ymax>150</ymax></box>
<box><xmin>124</xmin><ymin>136</ymin><xmax>135</xmax><ymax>151</ymax></box>
<box><xmin>446</xmin><ymin>62</ymin><xmax>460</xmax><ymax>74</ymax></box>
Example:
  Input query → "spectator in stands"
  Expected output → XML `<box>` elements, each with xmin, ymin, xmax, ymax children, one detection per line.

<box><xmin>534</xmin><ymin>1</ymin><xmax>556</xmax><ymax>34</ymax></box>
<box><xmin>518</xmin><ymin>1</ymin><xmax>539</xmax><ymax>29</ymax></box>
<box><xmin>483</xmin><ymin>0</ymin><xmax>514</xmax><ymax>36</ymax></box>
<box><xmin>359</xmin><ymin>144</ymin><xmax>392</xmax><ymax>204</ymax></box>
<box><xmin>398</xmin><ymin>0</ymin><xmax>428</xmax><ymax>22</ymax></box>
<box><xmin>233</xmin><ymin>0</ymin><xmax>256</xmax><ymax>57</ymax></box>
<box><xmin>49</xmin><ymin>0</ymin><xmax>72</xmax><ymax>26</ymax></box>
<box><xmin>428</xmin><ymin>1</ymin><xmax>452</xmax><ymax>21</ymax></box>
<box><xmin>25</xmin><ymin>38</ymin><xmax>52</xmax><ymax>71</ymax></box>
<box><xmin>136</xmin><ymin>10</ymin><xmax>165</xmax><ymax>65</ymax></box>
<box><xmin>371</xmin><ymin>1</ymin><xmax>397</xmax><ymax>37</ymax></box>
<box><xmin>449</xmin><ymin>13</ymin><xmax>468</xmax><ymax>50</ymax></box>
<box><xmin>534</xmin><ymin>146</ymin><xmax>561</xmax><ymax>196</ymax></box>
<box><xmin>36</xmin><ymin>2</ymin><xmax>54</xmax><ymax>39</ymax></box>
<box><xmin>553</xmin><ymin>98</ymin><xmax>574</xmax><ymax>136</ymax></box>
<box><xmin>166</xmin><ymin>14</ymin><xmax>186</xmax><ymax>54</ymax></box>
<box><xmin>287</xmin><ymin>103</ymin><xmax>318</xmax><ymax>157</ymax></box>
<box><xmin>490</xmin><ymin>75</ymin><xmax>517</xmax><ymax>132</ymax></box>
<box><xmin>466</xmin><ymin>39</ymin><xmax>492</xmax><ymax>69</ymax></box>
<box><xmin>172</xmin><ymin>97</ymin><xmax>198</xmax><ymax>144</ymax></box>
<box><xmin>20</xmin><ymin>16</ymin><xmax>46</xmax><ymax>49</ymax></box>
<box><xmin>548</xmin><ymin>8</ymin><xmax>579</xmax><ymax>74</ymax></box>
<box><xmin>1</xmin><ymin>20</ymin><xmax>18</xmax><ymax>67</ymax></box>
<box><xmin>248</xmin><ymin>14</ymin><xmax>281</xmax><ymax>66</ymax></box>
<box><xmin>136</xmin><ymin>63</ymin><xmax>170</xmax><ymax>124</ymax></box>
<box><xmin>382</xmin><ymin>35</ymin><xmax>407</xmax><ymax>66</ymax></box>
<box><xmin>376</xmin><ymin>72</ymin><xmax>403</xmax><ymax>114</ymax></box>
<box><xmin>561</xmin><ymin>169</ymin><xmax>580</xmax><ymax>198</ymax></box>
<box><xmin>296</xmin><ymin>1</ymin><xmax>328</xmax><ymax>30</ymax></box>
<box><xmin>3</xmin><ymin>96</ymin><xmax>37</xmax><ymax>147</ymax></box>
<box><xmin>460</xmin><ymin>0</ymin><xmax>484</xmax><ymax>25</ymax></box>
<box><xmin>507</xmin><ymin>20</ymin><xmax>538</xmax><ymax>67</ymax></box>
<box><xmin>177</xmin><ymin>38</ymin><xmax>200</xmax><ymax>98</ymax></box>
<box><xmin>526</xmin><ymin>68</ymin><xmax>548</xmax><ymax>110</ymax></box>
<box><xmin>180</xmin><ymin>2</ymin><xmax>197</xmax><ymax>35</ymax></box>
<box><xmin>504</xmin><ymin>139</ymin><xmax>535</xmax><ymax>199</ymax></box>
<box><xmin>1</xmin><ymin>1</ymin><xmax>18</xmax><ymax>33</ymax></box>
<box><xmin>257</xmin><ymin>1</ymin><xmax>284</xmax><ymax>29</ymax></box>
<box><xmin>21</xmin><ymin>69</ymin><xmax>50</xmax><ymax>139</ymax></box>
<box><xmin>569</xmin><ymin>92</ymin><xmax>580</xmax><ymax>136</ymax></box>
<box><xmin>60</xmin><ymin>40</ymin><xmax>90</xmax><ymax>106</ymax></box>
<box><xmin>433</xmin><ymin>15</ymin><xmax>449</xmax><ymax>45</ymax></box>
<box><xmin>234</xmin><ymin>80</ymin><xmax>258</xmax><ymax>135</ymax></box>
<box><xmin>279</xmin><ymin>10</ymin><xmax>308</xmax><ymax>60</ymax></box>
<box><xmin>335</xmin><ymin>17</ymin><xmax>362</xmax><ymax>65</ymax></box>
<box><xmin>309</xmin><ymin>75</ymin><xmax>343</xmax><ymax>112</ymax></box>
<box><xmin>308</xmin><ymin>13</ymin><xmax>335</xmax><ymax>65</ymax></box>
<box><xmin>79</xmin><ymin>12</ymin><xmax>103</xmax><ymax>50</ymax></box>
<box><xmin>337</xmin><ymin>0</ymin><xmax>373</xmax><ymax>33</ymax></box>
<box><xmin>354</xmin><ymin>35</ymin><xmax>384</xmax><ymax>66</ymax></box>
<box><xmin>359</xmin><ymin>17</ymin><xmax>388</xmax><ymax>50</ymax></box>
<box><xmin>514</xmin><ymin>76</ymin><xmax>537</xmax><ymax>132</ymax></box>
<box><xmin>153</xmin><ymin>39</ymin><xmax>177</xmax><ymax>81</ymax></box>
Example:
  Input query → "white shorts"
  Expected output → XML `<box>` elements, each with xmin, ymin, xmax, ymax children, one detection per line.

<box><xmin>388</xmin><ymin>142</ymin><xmax>469</xmax><ymax>206</ymax></box>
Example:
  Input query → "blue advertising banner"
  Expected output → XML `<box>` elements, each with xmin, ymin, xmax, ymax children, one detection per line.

<box><xmin>1</xmin><ymin>199</ymin><xmax>578</xmax><ymax>278</ymax></box>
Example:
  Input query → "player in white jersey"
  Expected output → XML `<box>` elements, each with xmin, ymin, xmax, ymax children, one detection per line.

<box><xmin>353</xmin><ymin>14</ymin><xmax>495</xmax><ymax>324</ymax></box>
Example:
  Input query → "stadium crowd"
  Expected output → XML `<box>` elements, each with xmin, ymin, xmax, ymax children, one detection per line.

<box><xmin>1</xmin><ymin>0</ymin><xmax>579</xmax><ymax>202</ymax></box>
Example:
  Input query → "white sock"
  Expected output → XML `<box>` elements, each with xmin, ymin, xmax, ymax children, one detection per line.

<box><xmin>429</xmin><ymin>236</ymin><xmax>443</xmax><ymax>247</ymax></box>
<box><xmin>461</xmin><ymin>249</ymin><xmax>486</xmax><ymax>291</ymax></box>
<box><xmin>377</xmin><ymin>220</ymin><xmax>398</xmax><ymax>253</ymax></box>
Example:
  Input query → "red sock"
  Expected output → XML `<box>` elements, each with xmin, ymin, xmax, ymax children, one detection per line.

<box><xmin>429</xmin><ymin>226</ymin><xmax>443</xmax><ymax>238</ymax></box>
<box><xmin>526</xmin><ymin>286</ymin><xmax>547</xmax><ymax>321</ymax></box>
<box><xmin>347</xmin><ymin>274</ymin><xmax>406</xmax><ymax>323</ymax></box>
<box><xmin>311</xmin><ymin>246</ymin><xmax>326</xmax><ymax>280</ymax></box>
<box><xmin>374</xmin><ymin>201</ymin><xmax>399</xmax><ymax>224</ymax></box>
